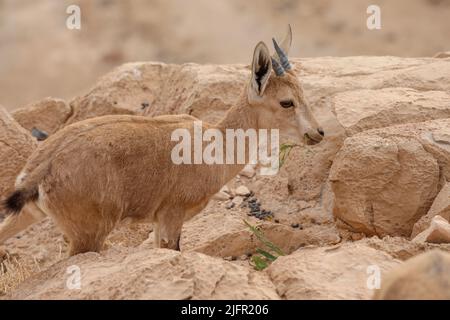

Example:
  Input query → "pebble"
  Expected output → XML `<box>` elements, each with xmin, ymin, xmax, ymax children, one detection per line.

<box><xmin>235</xmin><ymin>186</ymin><xmax>251</xmax><ymax>196</ymax></box>
<box><xmin>240</xmin><ymin>164</ymin><xmax>256</xmax><ymax>178</ymax></box>
<box><xmin>213</xmin><ymin>191</ymin><xmax>231</xmax><ymax>201</ymax></box>
<box><xmin>225</xmin><ymin>202</ymin><xmax>235</xmax><ymax>209</ymax></box>
<box><xmin>232</xmin><ymin>196</ymin><xmax>244</xmax><ymax>206</ymax></box>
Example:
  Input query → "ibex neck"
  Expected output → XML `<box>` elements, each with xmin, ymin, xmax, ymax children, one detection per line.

<box><xmin>213</xmin><ymin>91</ymin><xmax>259</xmax><ymax>185</ymax></box>
<box><xmin>216</xmin><ymin>92</ymin><xmax>258</xmax><ymax>133</ymax></box>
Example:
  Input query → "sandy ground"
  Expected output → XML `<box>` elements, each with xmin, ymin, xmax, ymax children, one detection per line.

<box><xmin>1</xmin><ymin>0</ymin><xmax>450</xmax><ymax>109</ymax></box>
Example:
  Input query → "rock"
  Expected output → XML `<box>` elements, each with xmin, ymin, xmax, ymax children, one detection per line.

<box><xmin>8</xmin><ymin>247</ymin><xmax>279</xmax><ymax>300</ymax></box>
<box><xmin>220</xmin><ymin>185</ymin><xmax>231</xmax><ymax>195</ymax></box>
<box><xmin>330</xmin><ymin>133</ymin><xmax>439</xmax><ymax>237</ymax></box>
<box><xmin>225</xmin><ymin>202</ymin><xmax>235</xmax><ymax>210</ymax></box>
<box><xmin>433</xmin><ymin>51</ymin><xmax>450</xmax><ymax>59</ymax></box>
<box><xmin>282</xmin><ymin>135</ymin><xmax>345</xmax><ymax>202</ymax></box>
<box><xmin>231</xmin><ymin>196</ymin><xmax>244</xmax><ymax>206</ymax></box>
<box><xmin>374</xmin><ymin>250</ymin><xmax>450</xmax><ymax>300</ymax></box>
<box><xmin>65</xmin><ymin>95</ymin><xmax>136</xmax><ymax>126</ymax></box>
<box><xmin>240</xmin><ymin>164</ymin><xmax>256</xmax><ymax>178</ymax></box>
<box><xmin>0</xmin><ymin>106</ymin><xmax>37</xmax><ymax>202</ymax></box>
<box><xmin>266</xmin><ymin>242</ymin><xmax>401</xmax><ymax>300</ymax></box>
<box><xmin>212</xmin><ymin>191</ymin><xmax>230</xmax><ymax>201</ymax></box>
<box><xmin>363</xmin><ymin>119</ymin><xmax>450</xmax><ymax>181</ymax></box>
<box><xmin>412</xmin><ymin>182</ymin><xmax>450</xmax><ymax>237</ymax></box>
<box><xmin>413</xmin><ymin>216</ymin><xmax>450</xmax><ymax>244</ymax></box>
<box><xmin>181</xmin><ymin>209</ymin><xmax>340</xmax><ymax>258</ymax></box>
<box><xmin>235</xmin><ymin>186</ymin><xmax>251</xmax><ymax>197</ymax></box>
<box><xmin>332</xmin><ymin>88</ymin><xmax>450</xmax><ymax>136</ymax></box>
<box><xmin>12</xmin><ymin>97</ymin><xmax>71</xmax><ymax>135</ymax></box>
<box><xmin>362</xmin><ymin>236</ymin><xmax>450</xmax><ymax>261</ymax></box>
<box><xmin>68</xmin><ymin>62</ymin><xmax>248</xmax><ymax>126</ymax></box>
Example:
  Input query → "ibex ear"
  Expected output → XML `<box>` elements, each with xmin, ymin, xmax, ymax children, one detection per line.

<box><xmin>249</xmin><ymin>42</ymin><xmax>272</xmax><ymax>98</ymax></box>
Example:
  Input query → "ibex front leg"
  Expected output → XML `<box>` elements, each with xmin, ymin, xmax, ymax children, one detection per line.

<box><xmin>155</xmin><ymin>208</ymin><xmax>184</xmax><ymax>251</ymax></box>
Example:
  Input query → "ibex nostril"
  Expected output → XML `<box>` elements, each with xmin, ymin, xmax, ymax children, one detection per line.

<box><xmin>318</xmin><ymin>128</ymin><xmax>325</xmax><ymax>137</ymax></box>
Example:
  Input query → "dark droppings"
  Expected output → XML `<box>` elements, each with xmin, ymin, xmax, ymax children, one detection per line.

<box><xmin>31</xmin><ymin>127</ymin><xmax>48</xmax><ymax>141</ymax></box>
<box><xmin>224</xmin><ymin>189</ymin><xmax>274</xmax><ymax>221</ymax></box>
<box><xmin>243</xmin><ymin>193</ymin><xmax>274</xmax><ymax>220</ymax></box>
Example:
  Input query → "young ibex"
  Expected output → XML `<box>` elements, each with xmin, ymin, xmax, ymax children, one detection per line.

<box><xmin>0</xmin><ymin>26</ymin><xmax>324</xmax><ymax>256</ymax></box>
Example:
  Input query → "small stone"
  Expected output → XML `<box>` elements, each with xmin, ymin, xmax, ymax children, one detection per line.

<box><xmin>274</xmin><ymin>219</ymin><xmax>280</xmax><ymax>223</ymax></box>
<box><xmin>225</xmin><ymin>202</ymin><xmax>235</xmax><ymax>209</ymax></box>
<box><xmin>213</xmin><ymin>191</ymin><xmax>231</xmax><ymax>201</ymax></box>
<box><xmin>235</xmin><ymin>186</ymin><xmax>251</xmax><ymax>196</ymax></box>
<box><xmin>232</xmin><ymin>196</ymin><xmax>244</xmax><ymax>206</ymax></box>
<box><xmin>220</xmin><ymin>185</ymin><xmax>231</xmax><ymax>194</ymax></box>
<box><xmin>291</xmin><ymin>223</ymin><xmax>300</xmax><ymax>229</ymax></box>
<box><xmin>413</xmin><ymin>215</ymin><xmax>450</xmax><ymax>244</ymax></box>
<box><xmin>141</xmin><ymin>102</ymin><xmax>150</xmax><ymax>109</ymax></box>
<box><xmin>240</xmin><ymin>164</ymin><xmax>256</xmax><ymax>178</ymax></box>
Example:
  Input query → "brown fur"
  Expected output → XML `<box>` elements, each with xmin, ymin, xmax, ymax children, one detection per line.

<box><xmin>0</xmin><ymin>36</ymin><xmax>323</xmax><ymax>256</ymax></box>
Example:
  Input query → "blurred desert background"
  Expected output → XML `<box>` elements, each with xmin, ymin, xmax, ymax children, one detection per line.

<box><xmin>2</xmin><ymin>0</ymin><xmax>450</xmax><ymax>300</ymax></box>
<box><xmin>1</xmin><ymin>0</ymin><xmax>450</xmax><ymax>110</ymax></box>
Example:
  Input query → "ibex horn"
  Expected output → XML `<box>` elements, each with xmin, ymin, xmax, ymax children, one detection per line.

<box><xmin>272</xmin><ymin>38</ymin><xmax>292</xmax><ymax>71</ymax></box>
<box><xmin>271</xmin><ymin>57</ymin><xmax>285</xmax><ymax>76</ymax></box>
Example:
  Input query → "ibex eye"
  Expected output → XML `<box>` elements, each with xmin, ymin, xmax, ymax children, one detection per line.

<box><xmin>280</xmin><ymin>100</ymin><xmax>294</xmax><ymax>109</ymax></box>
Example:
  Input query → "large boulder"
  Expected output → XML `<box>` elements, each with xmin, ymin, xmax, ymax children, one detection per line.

<box><xmin>0</xmin><ymin>106</ymin><xmax>37</xmax><ymax>205</ymax></box>
<box><xmin>11</xmin><ymin>98</ymin><xmax>72</xmax><ymax>135</ymax></box>
<box><xmin>8</xmin><ymin>247</ymin><xmax>279</xmax><ymax>300</ymax></box>
<box><xmin>330</xmin><ymin>133</ymin><xmax>439</xmax><ymax>237</ymax></box>
<box><xmin>374</xmin><ymin>250</ymin><xmax>450</xmax><ymax>300</ymax></box>
<box><xmin>67</xmin><ymin>62</ymin><xmax>248</xmax><ymax>125</ymax></box>
<box><xmin>331</xmin><ymin>88</ymin><xmax>450</xmax><ymax>136</ymax></box>
<box><xmin>181</xmin><ymin>209</ymin><xmax>340</xmax><ymax>258</ymax></box>
<box><xmin>266</xmin><ymin>242</ymin><xmax>401</xmax><ymax>300</ymax></box>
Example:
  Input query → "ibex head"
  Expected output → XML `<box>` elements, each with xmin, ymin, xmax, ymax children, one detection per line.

<box><xmin>247</xmin><ymin>25</ymin><xmax>324</xmax><ymax>145</ymax></box>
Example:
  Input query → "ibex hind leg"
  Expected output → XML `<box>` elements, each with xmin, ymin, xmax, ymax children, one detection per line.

<box><xmin>58</xmin><ymin>213</ymin><xmax>118</xmax><ymax>256</ymax></box>
<box><xmin>68</xmin><ymin>235</ymin><xmax>107</xmax><ymax>256</ymax></box>
<box><xmin>67</xmin><ymin>226</ymin><xmax>113</xmax><ymax>256</ymax></box>
<box><xmin>155</xmin><ymin>208</ymin><xmax>184</xmax><ymax>251</ymax></box>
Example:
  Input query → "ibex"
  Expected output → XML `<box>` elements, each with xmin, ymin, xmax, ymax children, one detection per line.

<box><xmin>0</xmin><ymin>26</ymin><xmax>324</xmax><ymax>256</ymax></box>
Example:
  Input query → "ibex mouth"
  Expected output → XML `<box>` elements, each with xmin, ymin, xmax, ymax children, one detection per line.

<box><xmin>304</xmin><ymin>133</ymin><xmax>322</xmax><ymax>146</ymax></box>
